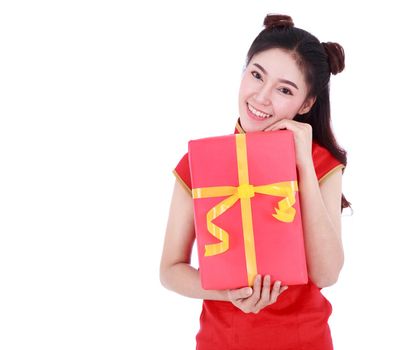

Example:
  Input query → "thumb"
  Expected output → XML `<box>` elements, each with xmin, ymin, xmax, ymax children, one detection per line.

<box><xmin>228</xmin><ymin>287</ymin><xmax>253</xmax><ymax>300</ymax></box>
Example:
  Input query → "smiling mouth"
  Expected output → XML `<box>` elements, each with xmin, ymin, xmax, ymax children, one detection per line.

<box><xmin>247</xmin><ymin>103</ymin><xmax>273</xmax><ymax>120</ymax></box>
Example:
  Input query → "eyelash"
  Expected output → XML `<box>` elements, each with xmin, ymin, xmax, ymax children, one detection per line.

<box><xmin>250</xmin><ymin>71</ymin><xmax>293</xmax><ymax>96</ymax></box>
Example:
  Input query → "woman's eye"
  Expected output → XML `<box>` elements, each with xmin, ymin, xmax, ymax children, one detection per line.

<box><xmin>251</xmin><ymin>71</ymin><xmax>262</xmax><ymax>80</ymax></box>
<box><xmin>279</xmin><ymin>87</ymin><xmax>293</xmax><ymax>95</ymax></box>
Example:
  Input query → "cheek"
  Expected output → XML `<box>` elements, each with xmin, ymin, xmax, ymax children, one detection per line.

<box><xmin>239</xmin><ymin>76</ymin><xmax>254</xmax><ymax>99</ymax></box>
<box><xmin>274</xmin><ymin>100</ymin><xmax>302</xmax><ymax>119</ymax></box>
<box><xmin>238</xmin><ymin>84</ymin><xmax>246</xmax><ymax>100</ymax></box>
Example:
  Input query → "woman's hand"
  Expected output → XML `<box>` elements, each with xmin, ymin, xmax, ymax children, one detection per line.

<box><xmin>263</xmin><ymin>119</ymin><xmax>313</xmax><ymax>171</ymax></box>
<box><xmin>226</xmin><ymin>275</ymin><xmax>288</xmax><ymax>314</ymax></box>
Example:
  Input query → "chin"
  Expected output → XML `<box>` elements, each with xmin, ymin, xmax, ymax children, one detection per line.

<box><xmin>239</xmin><ymin>117</ymin><xmax>264</xmax><ymax>133</ymax></box>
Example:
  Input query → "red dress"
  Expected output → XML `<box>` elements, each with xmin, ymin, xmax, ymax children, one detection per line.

<box><xmin>173</xmin><ymin>120</ymin><xmax>345</xmax><ymax>350</ymax></box>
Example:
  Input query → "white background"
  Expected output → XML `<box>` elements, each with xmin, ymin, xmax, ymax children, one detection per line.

<box><xmin>1</xmin><ymin>1</ymin><xmax>398</xmax><ymax>349</ymax></box>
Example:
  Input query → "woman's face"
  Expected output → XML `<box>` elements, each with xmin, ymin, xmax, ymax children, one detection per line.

<box><xmin>238</xmin><ymin>48</ymin><xmax>315</xmax><ymax>132</ymax></box>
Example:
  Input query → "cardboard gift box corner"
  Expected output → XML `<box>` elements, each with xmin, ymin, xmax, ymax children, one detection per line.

<box><xmin>188</xmin><ymin>131</ymin><xmax>308</xmax><ymax>290</ymax></box>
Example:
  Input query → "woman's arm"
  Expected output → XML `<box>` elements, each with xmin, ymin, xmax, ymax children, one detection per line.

<box><xmin>297</xmin><ymin>164</ymin><xmax>344</xmax><ymax>288</ymax></box>
<box><xmin>262</xmin><ymin>120</ymin><xmax>345</xmax><ymax>288</ymax></box>
<box><xmin>159</xmin><ymin>180</ymin><xmax>229</xmax><ymax>301</ymax></box>
<box><xmin>160</xmin><ymin>179</ymin><xmax>292</xmax><ymax>311</ymax></box>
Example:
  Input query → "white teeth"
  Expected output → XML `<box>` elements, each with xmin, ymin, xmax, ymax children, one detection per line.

<box><xmin>248</xmin><ymin>104</ymin><xmax>272</xmax><ymax>118</ymax></box>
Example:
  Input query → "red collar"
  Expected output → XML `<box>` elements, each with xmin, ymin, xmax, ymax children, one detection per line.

<box><xmin>234</xmin><ymin>119</ymin><xmax>245</xmax><ymax>134</ymax></box>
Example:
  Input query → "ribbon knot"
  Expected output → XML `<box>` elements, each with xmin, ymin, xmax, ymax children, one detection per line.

<box><xmin>237</xmin><ymin>184</ymin><xmax>255</xmax><ymax>199</ymax></box>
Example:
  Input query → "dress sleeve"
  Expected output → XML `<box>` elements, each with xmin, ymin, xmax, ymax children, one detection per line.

<box><xmin>173</xmin><ymin>152</ymin><xmax>192</xmax><ymax>194</ymax></box>
<box><xmin>312</xmin><ymin>142</ymin><xmax>345</xmax><ymax>183</ymax></box>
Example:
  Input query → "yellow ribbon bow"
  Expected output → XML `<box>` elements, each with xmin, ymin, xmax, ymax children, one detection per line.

<box><xmin>192</xmin><ymin>134</ymin><xmax>298</xmax><ymax>286</ymax></box>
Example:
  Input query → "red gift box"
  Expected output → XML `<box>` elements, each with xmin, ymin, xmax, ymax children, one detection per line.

<box><xmin>188</xmin><ymin>131</ymin><xmax>308</xmax><ymax>290</ymax></box>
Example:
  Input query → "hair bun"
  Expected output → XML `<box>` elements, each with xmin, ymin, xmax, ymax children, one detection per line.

<box><xmin>264</xmin><ymin>14</ymin><xmax>294</xmax><ymax>30</ymax></box>
<box><xmin>322</xmin><ymin>42</ymin><xmax>345</xmax><ymax>75</ymax></box>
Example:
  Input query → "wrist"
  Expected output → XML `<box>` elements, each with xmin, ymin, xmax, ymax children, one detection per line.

<box><xmin>209</xmin><ymin>289</ymin><xmax>229</xmax><ymax>301</ymax></box>
<box><xmin>296</xmin><ymin>159</ymin><xmax>315</xmax><ymax>174</ymax></box>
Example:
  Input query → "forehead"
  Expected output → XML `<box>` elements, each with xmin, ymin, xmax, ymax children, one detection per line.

<box><xmin>250</xmin><ymin>48</ymin><xmax>307</xmax><ymax>87</ymax></box>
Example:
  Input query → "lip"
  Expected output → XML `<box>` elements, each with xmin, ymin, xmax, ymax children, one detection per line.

<box><xmin>246</xmin><ymin>103</ymin><xmax>272</xmax><ymax>121</ymax></box>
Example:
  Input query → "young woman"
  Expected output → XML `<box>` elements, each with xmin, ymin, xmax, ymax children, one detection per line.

<box><xmin>160</xmin><ymin>14</ymin><xmax>350</xmax><ymax>350</ymax></box>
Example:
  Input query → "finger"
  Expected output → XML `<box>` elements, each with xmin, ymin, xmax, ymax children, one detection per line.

<box><xmin>267</xmin><ymin>119</ymin><xmax>301</xmax><ymax>132</ymax></box>
<box><xmin>250</xmin><ymin>274</ymin><xmax>262</xmax><ymax>301</ymax></box>
<box><xmin>266</xmin><ymin>118</ymin><xmax>294</xmax><ymax>130</ymax></box>
<box><xmin>269</xmin><ymin>280</ymin><xmax>282</xmax><ymax>304</ymax></box>
<box><xmin>255</xmin><ymin>275</ymin><xmax>271</xmax><ymax>309</ymax></box>
<box><xmin>280</xmin><ymin>285</ymin><xmax>289</xmax><ymax>294</ymax></box>
<box><xmin>268</xmin><ymin>123</ymin><xmax>285</xmax><ymax>131</ymax></box>
<box><xmin>263</xmin><ymin>120</ymin><xmax>282</xmax><ymax>131</ymax></box>
<box><xmin>228</xmin><ymin>287</ymin><xmax>253</xmax><ymax>301</ymax></box>
<box><xmin>271</xmin><ymin>121</ymin><xmax>291</xmax><ymax>131</ymax></box>
<box><xmin>242</xmin><ymin>275</ymin><xmax>262</xmax><ymax>305</ymax></box>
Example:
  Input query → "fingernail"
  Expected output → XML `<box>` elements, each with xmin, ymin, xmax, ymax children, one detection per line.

<box><xmin>245</xmin><ymin>287</ymin><xmax>252</xmax><ymax>296</ymax></box>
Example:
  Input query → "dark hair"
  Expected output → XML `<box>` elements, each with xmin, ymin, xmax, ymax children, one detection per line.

<box><xmin>245</xmin><ymin>14</ymin><xmax>351</xmax><ymax>212</ymax></box>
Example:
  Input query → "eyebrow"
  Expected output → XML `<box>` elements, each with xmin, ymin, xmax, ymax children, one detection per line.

<box><xmin>253</xmin><ymin>63</ymin><xmax>299</xmax><ymax>90</ymax></box>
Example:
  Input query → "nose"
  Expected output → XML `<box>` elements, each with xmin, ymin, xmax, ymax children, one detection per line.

<box><xmin>254</xmin><ymin>84</ymin><xmax>272</xmax><ymax>106</ymax></box>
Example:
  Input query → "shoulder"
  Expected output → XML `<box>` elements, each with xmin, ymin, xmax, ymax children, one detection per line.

<box><xmin>312</xmin><ymin>142</ymin><xmax>345</xmax><ymax>183</ymax></box>
<box><xmin>173</xmin><ymin>152</ymin><xmax>192</xmax><ymax>193</ymax></box>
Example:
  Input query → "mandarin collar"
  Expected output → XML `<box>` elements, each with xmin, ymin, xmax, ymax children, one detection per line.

<box><xmin>234</xmin><ymin>118</ymin><xmax>245</xmax><ymax>134</ymax></box>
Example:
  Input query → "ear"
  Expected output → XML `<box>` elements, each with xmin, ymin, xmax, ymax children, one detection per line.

<box><xmin>298</xmin><ymin>96</ymin><xmax>317</xmax><ymax>115</ymax></box>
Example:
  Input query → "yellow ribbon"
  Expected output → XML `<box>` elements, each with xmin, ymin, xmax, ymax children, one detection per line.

<box><xmin>192</xmin><ymin>133</ymin><xmax>298</xmax><ymax>286</ymax></box>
